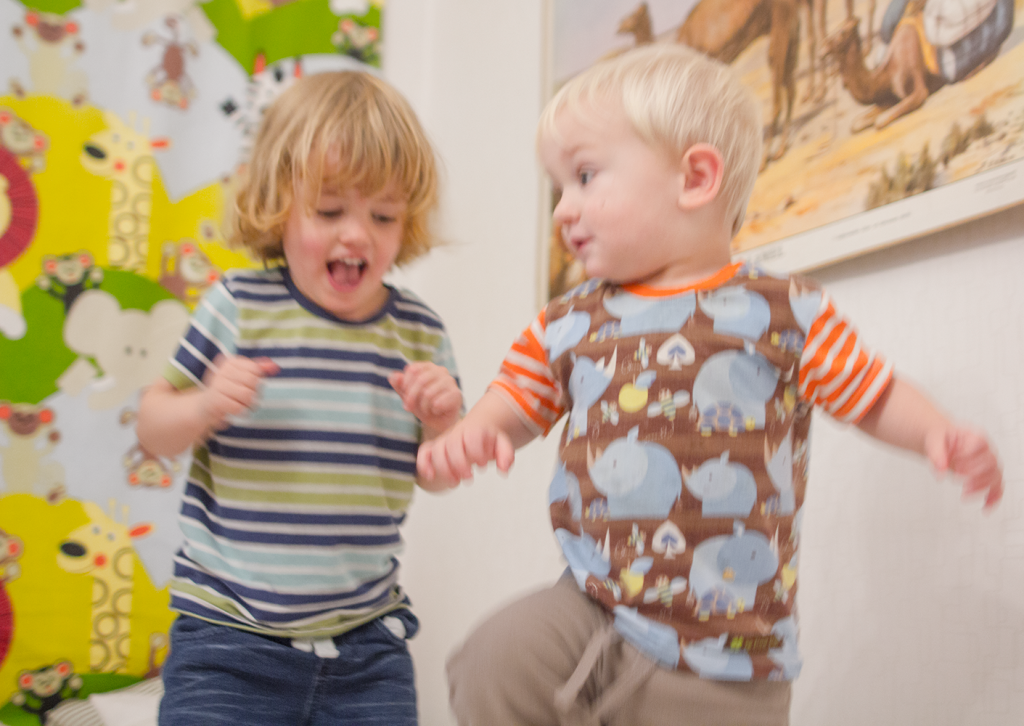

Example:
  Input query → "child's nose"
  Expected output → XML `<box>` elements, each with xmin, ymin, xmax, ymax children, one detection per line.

<box><xmin>335</xmin><ymin>216</ymin><xmax>371</xmax><ymax>244</ymax></box>
<box><xmin>552</xmin><ymin>193</ymin><xmax>578</xmax><ymax>226</ymax></box>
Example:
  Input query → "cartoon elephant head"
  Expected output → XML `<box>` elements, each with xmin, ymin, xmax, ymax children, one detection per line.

<box><xmin>61</xmin><ymin>289</ymin><xmax>188</xmax><ymax>410</ymax></box>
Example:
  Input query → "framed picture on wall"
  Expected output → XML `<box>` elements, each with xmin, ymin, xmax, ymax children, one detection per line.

<box><xmin>542</xmin><ymin>0</ymin><xmax>1024</xmax><ymax>300</ymax></box>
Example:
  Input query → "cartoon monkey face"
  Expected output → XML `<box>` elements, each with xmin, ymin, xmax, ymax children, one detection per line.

<box><xmin>130</xmin><ymin>458</ymin><xmax>173</xmax><ymax>487</ymax></box>
<box><xmin>124</xmin><ymin>443</ymin><xmax>176</xmax><ymax>488</ymax></box>
<box><xmin>177</xmin><ymin>243</ymin><xmax>217</xmax><ymax>285</ymax></box>
<box><xmin>159</xmin><ymin>240</ymin><xmax>219</xmax><ymax>305</ymax></box>
<box><xmin>23</xmin><ymin>10</ymin><xmax>80</xmax><ymax>43</ymax></box>
<box><xmin>41</xmin><ymin>252</ymin><xmax>96</xmax><ymax>285</ymax></box>
<box><xmin>155</xmin><ymin>80</ymin><xmax>187</xmax><ymax>107</ymax></box>
<box><xmin>19</xmin><ymin>661</ymin><xmax>73</xmax><ymax>698</ymax></box>
<box><xmin>0</xmin><ymin>108</ymin><xmax>48</xmax><ymax>161</ymax></box>
<box><xmin>0</xmin><ymin>401</ymin><xmax>56</xmax><ymax>438</ymax></box>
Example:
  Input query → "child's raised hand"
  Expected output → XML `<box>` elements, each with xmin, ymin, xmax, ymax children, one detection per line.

<box><xmin>416</xmin><ymin>422</ymin><xmax>515</xmax><ymax>490</ymax></box>
<box><xmin>388</xmin><ymin>362</ymin><xmax>462</xmax><ymax>434</ymax></box>
<box><xmin>201</xmin><ymin>354</ymin><xmax>279</xmax><ymax>431</ymax></box>
<box><xmin>924</xmin><ymin>425</ymin><xmax>1003</xmax><ymax>510</ymax></box>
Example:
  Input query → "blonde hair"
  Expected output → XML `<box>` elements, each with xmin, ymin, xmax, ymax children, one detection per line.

<box><xmin>539</xmin><ymin>44</ymin><xmax>761</xmax><ymax>235</ymax></box>
<box><xmin>232</xmin><ymin>71</ymin><xmax>440</xmax><ymax>266</ymax></box>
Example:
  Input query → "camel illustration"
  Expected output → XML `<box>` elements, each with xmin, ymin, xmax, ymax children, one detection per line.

<box><xmin>823</xmin><ymin>15</ymin><xmax>945</xmax><ymax>132</ymax></box>
<box><xmin>825</xmin><ymin>0</ymin><xmax>1013</xmax><ymax>132</ymax></box>
<box><xmin>675</xmin><ymin>0</ymin><xmax>773</xmax><ymax>63</ymax></box>
<box><xmin>673</xmin><ymin>0</ymin><xmax>800</xmax><ymax>169</ymax></box>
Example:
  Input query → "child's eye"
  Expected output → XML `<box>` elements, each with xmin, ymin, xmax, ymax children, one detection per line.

<box><xmin>317</xmin><ymin>208</ymin><xmax>343</xmax><ymax>219</ymax></box>
<box><xmin>579</xmin><ymin>170</ymin><xmax>593</xmax><ymax>185</ymax></box>
<box><xmin>372</xmin><ymin>213</ymin><xmax>398</xmax><ymax>224</ymax></box>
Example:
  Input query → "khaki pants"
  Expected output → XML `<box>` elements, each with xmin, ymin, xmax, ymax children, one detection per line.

<box><xmin>447</xmin><ymin>575</ymin><xmax>791</xmax><ymax>726</ymax></box>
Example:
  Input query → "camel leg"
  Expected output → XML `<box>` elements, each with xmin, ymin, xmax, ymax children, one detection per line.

<box><xmin>875</xmin><ymin>26</ymin><xmax>930</xmax><ymax>128</ymax></box>
<box><xmin>852</xmin><ymin>105</ymin><xmax>883</xmax><ymax>132</ymax></box>
<box><xmin>800</xmin><ymin>0</ymin><xmax>821</xmax><ymax>103</ymax></box>
<box><xmin>765</xmin><ymin>0</ymin><xmax>800</xmax><ymax>165</ymax></box>
<box><xmin>813</xmin><ymin>0</ymin><xmax>828</xmax><ymax>102</ymax></box>
<box><xmin>875</xmin><ymin>87</ymin><xmax>926</xmax><ymax>128</ymax></box>
<box><xmin>875</xmin><ymin>83</ymin><xmax>927</xmax><ymax>128</ymax></box>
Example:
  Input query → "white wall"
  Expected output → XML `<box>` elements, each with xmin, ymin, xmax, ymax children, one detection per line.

<box><xmin>383</xmin><ymin>3</ymin><xmax>1024</xmax><ymax>724</ymax></box>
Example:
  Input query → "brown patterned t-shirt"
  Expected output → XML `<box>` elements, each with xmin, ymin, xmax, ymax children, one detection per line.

<box><xmin>491</xmin><ymin>262</ymin><xmax>891</xmax><ymax>680</ymax></box>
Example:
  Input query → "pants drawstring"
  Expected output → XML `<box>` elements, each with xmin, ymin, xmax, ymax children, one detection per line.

<box><xmin>554</xmin><ymin>621</ymin><xmax>657</xmax><ymax>726</ymax></box>
<box><xmin>590</xmin><ymin>652</ymin><xmax>657</xmax><ymax>723</ymax></box>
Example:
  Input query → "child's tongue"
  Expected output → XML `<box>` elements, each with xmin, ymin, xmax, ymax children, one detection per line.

<box><xmin>329</xmin><ymin>260</ymin><xmax>363</xmax><ymax>288</ymax></box>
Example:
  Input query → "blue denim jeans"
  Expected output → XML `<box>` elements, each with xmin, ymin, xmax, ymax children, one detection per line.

<box><xmin>159</xmin><ymin>611</ymin><xmax>419</xmax><ymax>725</ymax></box>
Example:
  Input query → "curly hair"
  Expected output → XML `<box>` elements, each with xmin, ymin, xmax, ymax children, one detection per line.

<box><xmin>230</xmin><ymin>71</ymin><xmax>440</xmax><ymax>266</ymax></box>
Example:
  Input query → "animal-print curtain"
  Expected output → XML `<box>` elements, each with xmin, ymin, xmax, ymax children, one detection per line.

<box><xmin>0</xmin><ymin>0</ymin><xmax>382</xmax><ymax>719</ymax></box>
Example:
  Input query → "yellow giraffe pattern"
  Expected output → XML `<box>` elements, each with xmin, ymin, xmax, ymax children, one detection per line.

<box><xmin>80</xmin><ymin>111</ymin><xmax>169</xmax><ymax>273</ymax></box>
<box><xmin>56</xmin><ymin>500</ymin><xmax>153</xmax><ymax>673</ymax></box>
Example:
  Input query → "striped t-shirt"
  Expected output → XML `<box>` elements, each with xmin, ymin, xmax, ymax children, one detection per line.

<box><xmin>491</xmin><ymin>264</ymin><xmax>891</xmax><ymax>680</ymax></box>
<box><xmin>164</xmin><ymin>267</ymin><xmax>458</xmax><ymax>638</ymax></box>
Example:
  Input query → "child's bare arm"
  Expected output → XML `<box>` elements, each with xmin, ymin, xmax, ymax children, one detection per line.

<box><xmin>855</xmin><ymin>376</ymin><xmax>1003</xmax><ymax>509</ymax></box>
<box><xmin>416</xmin><ymin>389</ymin><xmax>538</xmax><ymax>491</ymax></box>
<box><xmin>137</xmin><ymin>355</ymin><xmax>279</xmax><ymax>458</ymax></box>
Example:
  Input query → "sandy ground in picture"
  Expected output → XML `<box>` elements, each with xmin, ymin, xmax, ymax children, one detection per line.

<box><xmin>731</xmin><ymin>0</ymin><xmax>1024</xmax><ymax>255</ymax></box>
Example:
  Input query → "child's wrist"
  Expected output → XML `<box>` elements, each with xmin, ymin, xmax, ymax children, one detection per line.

<box><xmin>422</xmin><ymin>414</ymin><xmax>459</xmax><ymax>440</ymax></box>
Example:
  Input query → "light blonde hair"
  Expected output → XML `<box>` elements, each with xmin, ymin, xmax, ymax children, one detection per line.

<box><xmin>538</xmin><ymin>44</ymin><xmax>761</xmax><ymax>236</ymax></box>
<box><xmin>232</xmin><ymin>71</ymin><xmax>440</xmax><ymax>266</ymax></box>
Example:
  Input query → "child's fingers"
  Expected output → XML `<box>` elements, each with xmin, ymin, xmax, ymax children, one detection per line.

<box><xmin>431</xmin><ymin>442</ymin><xmax>464</xmax><ymax>485</ymax></box>
<box><xmin>924</xmin><ymin>428</ymin><xmax>952</xmax><ymax>473</ymax></box>
<box><xmin>494</xmin><ymin>432</ymin><xmax>515</xmax><ymax>473</ymax></box>
<box><xmin>949</xmin><ymin>444</ymin><xmax>999</xmax><ymax>488</ymax></box>
<box><xmin>984</xmin><ymin>478</ymin><xmax>1004</xmax><ymax>509</ymax></box>
<box><xmin>254</xmin><ymin>357</ymin><xmax>280</xmax><ymax>377</ymax></box>
<box><xmin>398</xmin><ymin>370</ymin><xmax>431</xmax><ymax>411</ymax></box>
<box><xmin>417</xmin><ymin>442</ymin><xmax>437</xmax><ymax>481</ymax></box>
<box><xmin>959</xmin><ymin>460</ymin><xmax>1003</xmax><ymax>508</ymax></box>
<box><xmin>403</xmin><ymin>370</ymin><xmax>460</xmax><ymax>420</ymax></box>
<box><xmin>214</xmin><ymin>368</ymin><xmax>263</xmax><ymax>405</ymax></box>
<box><xmin>443</xmin><ymin>434</ymin><xmax>475</xmax><ymax>481</ymax></box>
<box><xmin>410</xmin><ymin>375</ymin><xmax>448</xmax><ymax>412</ymax></box>
<box><xmin>961</xmin><ymin>459</ymin><xmax>1001</xmax><ymax>493</ymax></box>
<box><xmin>463</xmin><ymin>428</ymin><xmax>497</xmax><ymax>468</ymax></box>
<box><xmin>426</xmin><ymin>386</ymin><xmax>462</xmax><ymax>418</ymax></box>
<box><xmin>963</xmin><ymin>473</ymin><xmax>1003</xmax><ymax>509</ymax></box>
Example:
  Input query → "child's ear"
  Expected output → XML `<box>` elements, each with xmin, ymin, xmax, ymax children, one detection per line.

<box><xmin>677</xmin><ymin>144</ymin><xmax>724</xmax><ymax>211</ymax></box>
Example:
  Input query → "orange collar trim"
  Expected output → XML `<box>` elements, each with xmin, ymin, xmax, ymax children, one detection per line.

<box><xmin>621</xmin><ymin>262</ymin><xmax>743</xmax><ymax>297</ymax></box>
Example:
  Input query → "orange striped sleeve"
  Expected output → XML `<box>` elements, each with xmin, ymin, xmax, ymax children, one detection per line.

<box><xmin>798</xmin><ymin>293</ymin><xmax>892</xmax><ymax>422</ymax></box>
<box><xmin>489</xmin><ymin>309</ymin><xmax>565</xmax><ymax>436</ymax></box>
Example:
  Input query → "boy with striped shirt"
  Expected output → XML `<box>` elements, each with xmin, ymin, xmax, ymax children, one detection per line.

<box><xmin>418</xmin><ymin>44</ymin><xmax>1003</xmax><ymax>725</ymax></box>
<box><xmin>138</xmin><ymin>72</ymin><xmax>460</xmax><ymax>725</ymax></box>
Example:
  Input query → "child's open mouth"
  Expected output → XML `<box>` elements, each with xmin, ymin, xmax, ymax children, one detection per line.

<box><xmin>328</xmin><ymin>258</ymin><xmax>367</xmax><ymax>288</ymax></box>
<box><xmin>569</xmin><ymin>237</ymin><xmax>590</xmax><ymax>255</ymax></box>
